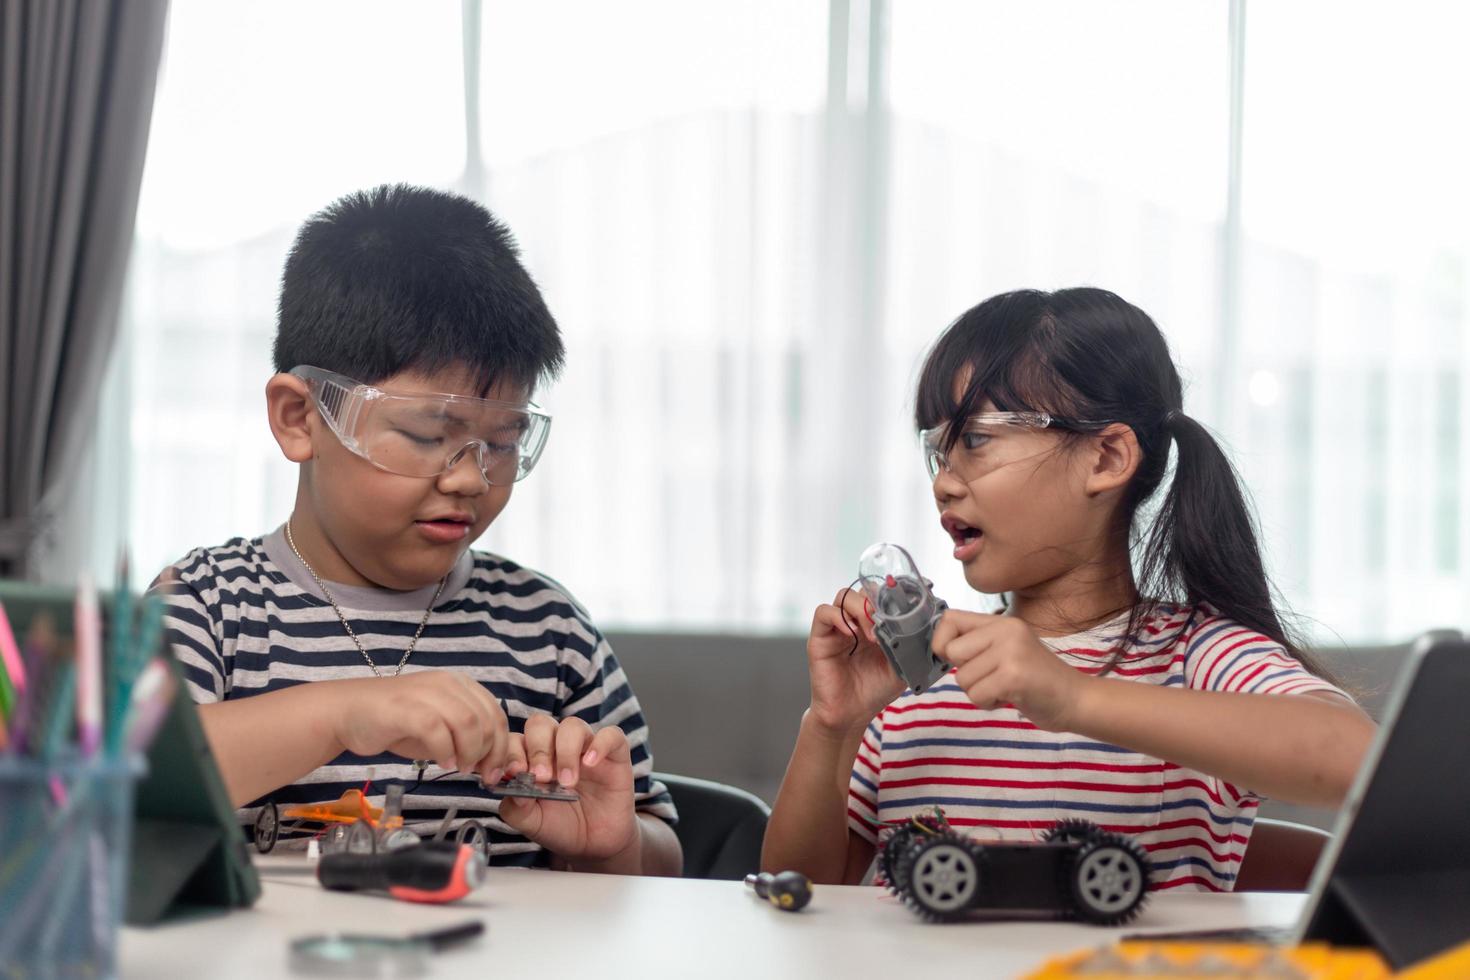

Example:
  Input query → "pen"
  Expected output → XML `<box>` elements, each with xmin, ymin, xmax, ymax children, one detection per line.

<box><xmin>74</xmin><ymin>576</ymin><xmax>102</xmax><ymax>757</ymax></box>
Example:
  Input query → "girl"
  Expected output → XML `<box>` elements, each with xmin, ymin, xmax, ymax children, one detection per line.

<box><xmin>762</xmin><ymin>288</ymin><xmax>1375</xmax><ymax>892</ymax></box>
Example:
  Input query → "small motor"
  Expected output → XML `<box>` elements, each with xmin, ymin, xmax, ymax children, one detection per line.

<box><xmin>858</xmin><ymin>543</ymin><xmax>949</xmax><ymax>695</ymax></box>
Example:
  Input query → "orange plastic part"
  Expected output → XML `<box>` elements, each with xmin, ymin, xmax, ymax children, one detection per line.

<box><xmin>282</xmin><ymin>788</ymin><xmax>402</xmax><ymax>831</ymax></box>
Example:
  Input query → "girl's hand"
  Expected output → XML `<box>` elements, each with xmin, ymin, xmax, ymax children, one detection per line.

<box><xmin>495</xmin><ymin>714</ymin><xmax>641</xmax><ymax>865</ymax></box>
<box><xmin>930</xmin><ymin>612</ymin><xmax>1090</xmax><ymax>731</ymax></box>
<box><xmin>805</xmin><ymin>588</ymin><xmax>905</xmax><ymax>736</ymax></box>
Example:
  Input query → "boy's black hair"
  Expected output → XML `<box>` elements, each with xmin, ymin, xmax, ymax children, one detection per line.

<box><xmin>272</xmin><ymin>184</ymin><xmax>564</xmax><ymax>395</ymax></box>
<box><xmin>915</xmin><ymin>287</ymin><xmax>1332</xmax><ymax>679</ymax></box>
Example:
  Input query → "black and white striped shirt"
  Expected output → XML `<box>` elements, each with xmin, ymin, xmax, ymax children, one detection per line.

<box><xmin>161</xmin><ymin>527</ymin><xmax>676</xmax><ymax>866</ymax></box>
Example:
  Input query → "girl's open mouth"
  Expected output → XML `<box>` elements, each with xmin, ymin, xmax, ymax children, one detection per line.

<box><xmin>941</xmin><ymin>514</ymin><xmax>984</xmax><ymax>561</ymax></box>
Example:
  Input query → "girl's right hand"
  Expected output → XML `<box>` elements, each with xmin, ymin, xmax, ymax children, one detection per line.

<box><xmin>805</xmin><ymin>588</ymin><xmax>905</xmax><ymax>735</ymax></box>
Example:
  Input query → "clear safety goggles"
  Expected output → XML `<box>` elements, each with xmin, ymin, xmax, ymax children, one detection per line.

<box><xmin>919</xmin><ymin>411</ymin><xmax>1105</xmax><ymax>481</ymax></box>
<box><xmin>292</xmin><ymin>365</ymin><xmax>552</xmax><ymax>486</ymax></box>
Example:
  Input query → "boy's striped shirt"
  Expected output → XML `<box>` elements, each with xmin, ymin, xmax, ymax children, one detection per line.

<box><xmin>848</xmin><ymin>604</ymin><xmax>1349</xmax><ymax>892</ymax></box>
<box><xmin>161</xmin><ymin>527</ymin><xmax>675</xmax><ymax>866</ymax></box>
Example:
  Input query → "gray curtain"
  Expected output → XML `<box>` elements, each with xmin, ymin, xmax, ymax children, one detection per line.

<box><xmin>0</xmin><ymin>0</ymin><xmax>168</xmax><ymax>577</ymax></box>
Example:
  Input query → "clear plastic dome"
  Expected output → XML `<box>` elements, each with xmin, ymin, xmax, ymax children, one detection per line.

<box><xmin>858</xmin><ymin>542</ymin><xmax>927</xmax><ymax>620</ymax></box>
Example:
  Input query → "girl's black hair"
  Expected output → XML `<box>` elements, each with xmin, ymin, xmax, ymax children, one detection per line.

<box><xmin>915</xmin><ymin>287</ymin><xmax>1331</xmax><ymax>678</ymax></box>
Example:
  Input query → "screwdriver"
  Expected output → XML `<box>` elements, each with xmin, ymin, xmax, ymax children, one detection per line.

<box><xmin>744</xmin><ymin>870</ymin><xmax>813</xmax><ymax>911</ymax></box>
<box><xmin>318</xmin><ymin>840</ymin><xmax>486</xmax><ymax>904</ymax></box>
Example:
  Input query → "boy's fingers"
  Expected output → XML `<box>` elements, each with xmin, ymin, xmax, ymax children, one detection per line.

<box><xmin>410</xmin><ymin>719</ymin><xmax>457</xmax><ymax>773</ymax></box>
<box><xmin>444</xmin><ymin>687</ymin><xmax>495</xmax><ymax>767</ymax></box>
<box><xmin>495</xmin><ymin>794</ymin><xmax>542</xmax><ymax>839</ymax></box>
<box><xmin>582</xmin><ymin>724</ymin><xmax>629</xmax><ymax>768</ymax></box>
<box><xmin>523</xmin><ymin>713</ymin><xmax>557</xmax><ymax>782</ymax></box>
<box><xmin>553</xmin><ymin>718</ymin><xmax>593</xmax><ymax>786</ymax></box>
<box><xmin>503</xmin><ymin>733</ymin><xmax>529</xmax><ymax>777</ymax></box>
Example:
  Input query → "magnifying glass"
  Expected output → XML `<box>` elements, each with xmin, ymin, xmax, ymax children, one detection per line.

<box><xmin>289</xmin><ymin>920</ymin><xmax>485</xmax><ymax>977</ymax></box>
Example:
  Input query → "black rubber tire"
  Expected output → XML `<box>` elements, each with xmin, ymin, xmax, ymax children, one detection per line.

<box><xmin>253</xmin><ymin>803</ymin><xmax>279</xmax><ymax>854</ymax></box>
<box><xmin>899</xmin><ymin>835</ymin><xmax>983</xmax><ymax>923</ymax></box>
<box><xmin>879</xmin><ymin>827</ymin><xmax>918</xmax><ymax>893</ymax></box>
<box><xmin>1066</xmin><ymin>834</ymin><xmax>1150</xmax><ymax>925</ymax></box>
<box><xmin>1043</xmin><ymin>818</ymin><xmax>1106</xmax><ymax>845</ymax></box>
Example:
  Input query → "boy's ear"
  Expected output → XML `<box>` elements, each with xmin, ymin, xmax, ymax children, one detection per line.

<box><xmin>1083</xmin><ymin>423</ymin><xmax>1142</xmax><ymax>496</ymax></box>
<box><xmin>265</xmin><ymin>373</ymin><xmax>316</xmax><ymax>463</ymax></box>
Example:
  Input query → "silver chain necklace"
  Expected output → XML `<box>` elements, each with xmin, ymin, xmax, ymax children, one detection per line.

<box><xmin>284</xmin><ymin>521</ymin><xmax>446</xmax><ymax>678</ymax></box>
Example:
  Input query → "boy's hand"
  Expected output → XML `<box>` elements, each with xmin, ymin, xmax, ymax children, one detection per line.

<box><xmin>931</xmin><ymin>612</ymin><xmax>1089</xmax><ymax>731</ymax></box>
<box><xmin>805</xmin><ymin>588</ymin><xmax>905</xmax><ymax>736</ymax></box>
<box><xmin>329</xmin><ymin>670</ymin><xmax>512</xmax><ymax>781</ymax></box>
<box><xmin>494</xmin><ymin>714</ymin><xmax>640</xmax><ymax>866</ymax></box>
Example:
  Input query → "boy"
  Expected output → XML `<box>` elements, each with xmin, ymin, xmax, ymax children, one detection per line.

<box><xmin>159</xmin><ymin>184</ymin><xmax>681</xmax><ymax>874</ymax></box>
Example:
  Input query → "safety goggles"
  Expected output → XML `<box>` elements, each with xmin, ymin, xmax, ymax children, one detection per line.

<box><xmin>919</xmin><ymin>411</ymin><xmax>1105</xmax><ymax>481</ymax></box>
<box><xmin>292</xmin><ymin>366</ymin><xmax>552</xmax><ymax>486</ymax></box>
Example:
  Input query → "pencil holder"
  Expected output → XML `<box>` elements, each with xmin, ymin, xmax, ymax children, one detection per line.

<box><xmin>0</xmin><ymin>754</ymin><xmax>143</xmax><ymax>980</ymax></box>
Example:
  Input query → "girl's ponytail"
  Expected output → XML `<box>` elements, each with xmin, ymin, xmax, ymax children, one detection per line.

<box><xmin>1138</xmin><ymin>411</ymin><xmax>1290</xmax><ymax>650</ymax></box>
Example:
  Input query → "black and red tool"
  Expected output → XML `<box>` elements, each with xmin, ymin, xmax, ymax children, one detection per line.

<box><xmin>317</xmin><ymin>840</ymin><xmax>486</xmax><ymax>904</ymax></box>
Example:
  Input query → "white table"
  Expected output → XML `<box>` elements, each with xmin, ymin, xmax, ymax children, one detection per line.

<box><xmin>121</xmin><ymin>856</ymin><xmax>1306</xmax><ymax>979</ymax></box>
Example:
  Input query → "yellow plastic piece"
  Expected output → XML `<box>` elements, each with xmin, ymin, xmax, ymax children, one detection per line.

<box><xmin>1395</xmin><ymin>940</ymin><xmax>1470</xmax><ymax>979</ymax></box>
<box><xmin>1025</xmin><ymin>941</ymin><xmax>1392</xmax><ymax>979</ymax></box>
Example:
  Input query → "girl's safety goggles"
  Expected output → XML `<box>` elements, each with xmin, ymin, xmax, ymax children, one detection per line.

<box><xmin>919</xmin><ymin>411</ymin><xmax>1106</xmax><ymax>481</ymax></box>
<box><xmin>292</xmin><ymin>365</ymin><xmax>552</xmax><ymax>486</ymax></box>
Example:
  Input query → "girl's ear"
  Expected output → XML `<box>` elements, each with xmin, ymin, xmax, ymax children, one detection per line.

<box><xmin>1083</xmin><ymin>423</ymin><xmax>1142</xmax><ymax>496</ymax></box>
<box><xmin>265</xmin><ymin>374</ymin><xmax>316</xmax><ymax>463</ymax></box>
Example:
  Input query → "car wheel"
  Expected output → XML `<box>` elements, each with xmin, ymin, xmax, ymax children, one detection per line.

<box><xmin>454</xmin><ymin>820</ymin><xmax>487</xmax><ymax>851</ymax></box>
<box><xmin>345</xmin><ymin>820</ymin><xmax>376</xmax><ymax>855</ymax></box>
<box><xmin>879</xmin><ymin>827</ymin><xmax>920</xmax><ymax>893</ymax></box>
<box><xmin>382</xmin><ymin>828</ymin><xmax>421</xmax><ymax>851</ymax></box>
<box><xmin>1068</xmin><ymin>837</ymin><xmax>1149</xmax><ymax>925</ymax></box>
<box><xmin>903</xmin><ymin>837</ymin><xmax>981</xmax><ymax>922</ymax></box>
<box><xmin>253</xmin><ymin>803</ymin><xmax>279</xmax><ymax>854</ymax></box>
<box><xmin>1043</xmin><ymin>818</ymin><xmax>1105</xmax><ymax>845</ymax></box>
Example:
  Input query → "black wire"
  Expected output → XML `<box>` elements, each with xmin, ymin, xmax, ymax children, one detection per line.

<box><xmin>837</xmin><ymin>578</ymin><xmax>865</xmax><ymax>657</ymax></box>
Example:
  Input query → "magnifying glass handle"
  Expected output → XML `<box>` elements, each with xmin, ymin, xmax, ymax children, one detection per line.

<box><xmin>409</xmin><ymin>920</ymin><xmax>485</xmax><ymax>951</ymax></box>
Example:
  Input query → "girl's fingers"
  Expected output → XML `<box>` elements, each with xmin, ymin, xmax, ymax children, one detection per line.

<box><xmin>935</xmin><ymin>621</ymin><xmax>997</xmax><ymax>666</ymax></box>
<box><xmin>930</xmin><ymin>610</ymin><xmax>999</xmax><ymax>659</ymax></box>
<box><xmin>838</xmin><ymin>589</ymin><xmax>877</xmax><ymax>643</ymax></box>
<box><xmin>815</xmin><ymin>603</ymin><xmax>854</xmax><ymax>637</ymax></box>
<box><xmin>954</xmin><ymin>652</ymin><xmax>1000</xmax><ymax>693</ymax></box>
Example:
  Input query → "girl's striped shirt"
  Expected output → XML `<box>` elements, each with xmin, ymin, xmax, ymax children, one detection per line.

<box><xmin>847</xmin><ymin>604</ymin><xmax>1349</xmax><ymax>891</ymax></box>
<box><xmin>161</xmin><ymin>527</ymin><xmax>675</xmax><ymax>866</ymax></box>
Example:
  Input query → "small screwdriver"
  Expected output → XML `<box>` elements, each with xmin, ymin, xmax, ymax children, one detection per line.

<box><xmin>318</xmin><ymin>840</ymin><xmax>486</xmax><ymax>904</ymax></box>
<box><xmin>744</xmin><ymin>870</ymin><xmax>813</xmax><ymax>911</ymax></box>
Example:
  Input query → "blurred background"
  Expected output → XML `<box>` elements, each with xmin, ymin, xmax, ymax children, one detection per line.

<box><xmin>48</xmin><ymin>0</ymin><xmax>1470</xmax><ymax>653</ymax></box>
<box><xmin>10</xmin><ymin>0</ymin><xmax>1459</xmax><ymax>814</ymax></box>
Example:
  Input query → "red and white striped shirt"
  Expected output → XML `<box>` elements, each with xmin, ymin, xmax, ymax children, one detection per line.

<box><xmin>847</xmin><ymin>604</ymin><xmax>1348</xmax><ymax>891</ymax></box>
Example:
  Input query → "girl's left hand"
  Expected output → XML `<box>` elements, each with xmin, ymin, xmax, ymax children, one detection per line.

<box><xmin>495</xmin><ymin>714</ymin><xmax>640</xmax><ymax>866</ymax></box>
<box><xmin>930</xmin><ymin>612</ymin><xmax>1091</xmax><ymax>732</ymax></box>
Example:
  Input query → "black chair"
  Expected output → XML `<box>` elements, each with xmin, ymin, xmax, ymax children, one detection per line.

<box><xmin>656</xmin><ymin>772</ymin><xmax>771</xmax><ymax>880</ymax></box>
